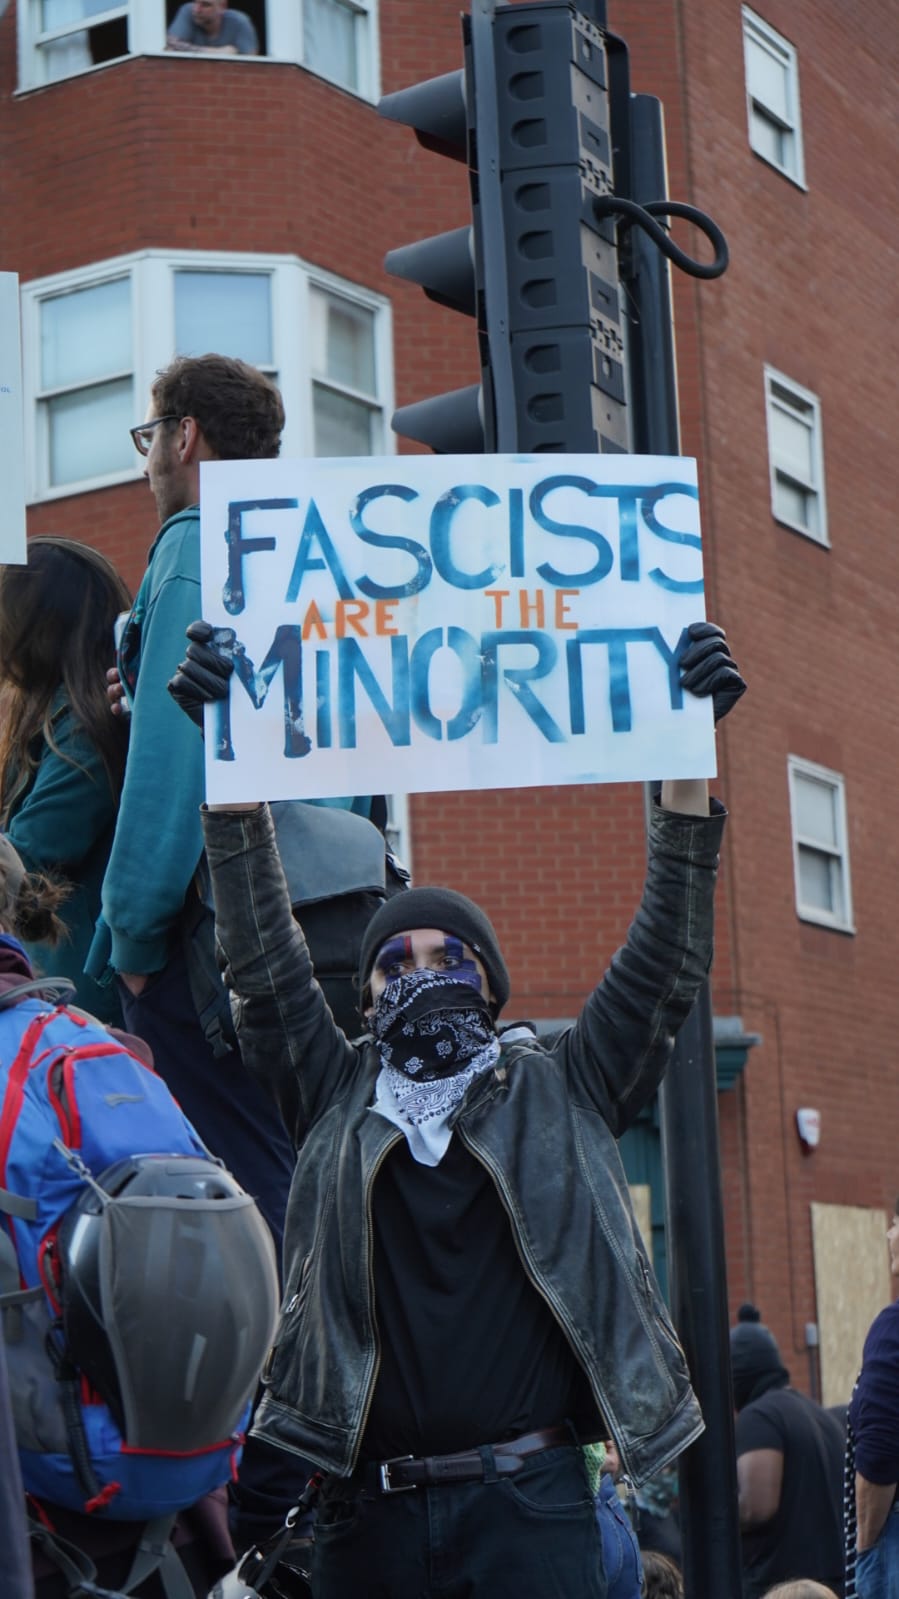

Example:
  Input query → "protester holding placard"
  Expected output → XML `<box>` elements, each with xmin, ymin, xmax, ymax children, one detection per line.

<box><xmin>169</xmin><ymin>616</ymin><xmax>746</xmax><ymax>1599</ymax></box>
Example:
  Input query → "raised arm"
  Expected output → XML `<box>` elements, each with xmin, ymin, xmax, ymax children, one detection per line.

<box><xmin>200</xmin><ymin>802</ymin><xmax>358</xmax><ymax>1142</ymax></box>
<box><xmin>561</xmin><ymin>620</ymin><xmax>745</xmax><ymax>1128</ymax></box>
<box><xmin>167</xmin><ymin>623</ymin><xmax>359</xmax><ymax>1139</ymax></box>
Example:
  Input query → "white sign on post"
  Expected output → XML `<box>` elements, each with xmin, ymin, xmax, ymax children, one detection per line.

<box><xmin>0</xmin><ymin>272</ymin><xmax>27</xmax><ymax>567</ymax></box>
<box><xmin>200</xmin><ymin>454</ymin><xmax>715</xmax><ymax>804</ymax></box>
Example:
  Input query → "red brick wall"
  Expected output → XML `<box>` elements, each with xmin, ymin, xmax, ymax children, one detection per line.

<box><xmin>4</xmin><ymin>0</ymin><xmax>898</xmax><ymax>1380</ymax></box>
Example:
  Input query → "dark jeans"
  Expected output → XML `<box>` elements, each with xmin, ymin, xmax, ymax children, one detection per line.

<box><xmin>312</xmin><ymin>1443</ymin><xmax>607</xmax><ymax>1599</ymax></box>
<box><xmin>117</xmin><ymin>943</ymin><xmax>295</xmax><ymax>1256</ymax></box>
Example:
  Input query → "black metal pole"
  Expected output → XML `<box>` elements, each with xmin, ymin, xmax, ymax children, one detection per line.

<box><xmin>625</xmin><ymin>93</ymin><xmax>743</xmax><ymax>1599</ymax></box>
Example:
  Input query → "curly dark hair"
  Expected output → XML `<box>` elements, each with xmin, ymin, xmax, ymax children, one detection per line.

<box><xmin>0</xmin><ymin>837</ymin><xmax>69</xmax><ymax>946</ymax></box>
<box><xmin>150</xmin><ymin>354</ymin><xmax>284</xmax><ymax>460</ymax></box>
<box><xmin>0</xmin><ymin>537</ymin><xmax>131</xmax><ymax>818</ymax></box>
<box><xmin>641</xmin><ymin>1551</ymin><xmax>684</xmax><ymax>1599</ymax></box>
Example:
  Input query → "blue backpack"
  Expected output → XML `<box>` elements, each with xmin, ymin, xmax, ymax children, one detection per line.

<box><xmin>0</xmin><ymin>977</ymin><xmax>280</xmax><ymax>1525</ymax></box>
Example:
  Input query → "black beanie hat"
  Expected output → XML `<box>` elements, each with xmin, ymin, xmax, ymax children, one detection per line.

<box><xmin>359</xmin><ymin>886</ymin><xmax>510</xmax><ymax>1014</ymax></box>
<box><xmin>729</xmin><ymin>1304</ymin><xmax>789</xmax><ymax>1410</ymax></box>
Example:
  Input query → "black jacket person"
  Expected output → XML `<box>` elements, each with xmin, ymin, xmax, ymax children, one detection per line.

<box><xmin>169</xmin><ymin>619</ymin><xmax>745</xmax><ymax>1599</ymax></box>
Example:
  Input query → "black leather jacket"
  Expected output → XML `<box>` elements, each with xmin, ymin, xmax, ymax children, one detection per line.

<box><xmin>202</xmin><ymin>796</ymin><xmax>726</xmax><ymax>1487</ymax></box>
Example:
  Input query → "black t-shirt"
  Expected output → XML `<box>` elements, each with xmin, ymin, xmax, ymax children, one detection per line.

<box><xmin>735</xmin><ymin>1386</ymin><xmax>846</xmax><ymax>1599</ymax></box>
<box><xmin>361</xmin><ymin>1136</ymin><xmax>601</xmax><ymax>1460</ymax></box>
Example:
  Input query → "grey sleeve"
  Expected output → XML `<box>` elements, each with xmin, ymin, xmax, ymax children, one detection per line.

<box><xmin>228</xmin><ymin>11</ymin><xmax>260</xmax><ymax>53</ymax></box>
<box><xmin>166</xmin><ymin>4</ymin><xmax>196</xmax><ymax>42</ymax></box>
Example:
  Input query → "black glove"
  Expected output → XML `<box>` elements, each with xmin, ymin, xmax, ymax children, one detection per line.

<box><xmin>167</xmin><ymin>620</ymin><xmax>235</xmax><ymax>729</ymax></box>
<box><xmin>678</xmin><ymin>621</ymin><xmax>747</xmax><ymax>724</ymax></box>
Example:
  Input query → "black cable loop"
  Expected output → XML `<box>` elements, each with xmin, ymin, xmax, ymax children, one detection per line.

<box><xmin>593</xmin><ymin>195</ymin><xmax>729</xmax><ymax>279</ymax></box>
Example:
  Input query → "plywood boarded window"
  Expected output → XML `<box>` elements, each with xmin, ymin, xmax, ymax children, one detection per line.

<box><xmin>811</xmin><ymin>1203</ymin><xmax>891</xmax><ymax>1407</ymax></box>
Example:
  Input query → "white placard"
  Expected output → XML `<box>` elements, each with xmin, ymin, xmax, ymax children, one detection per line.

<box><xmin>0</xmin><ymin>273</ymin><xmax>27</xmax><ymax>567</ymax></box>
<box><xmin>200</xmin><ymin>453</ymin><xmax>715</xmax><ymax>803</ymax></box>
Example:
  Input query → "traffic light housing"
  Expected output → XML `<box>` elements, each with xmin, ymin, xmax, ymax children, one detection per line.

<box><xmin>379</xmin><ymin>0</ymin><xmax>632</xmax><ymax>455</ymax></box>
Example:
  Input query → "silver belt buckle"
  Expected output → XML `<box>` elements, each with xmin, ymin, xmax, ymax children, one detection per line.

<box><xmin>379</xmin><ymin>1455</ymin><xmax>416</xmax><ymax>1493</ymax></box>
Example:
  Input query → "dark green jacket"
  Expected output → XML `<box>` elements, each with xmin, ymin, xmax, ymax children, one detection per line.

<box><xmin>203</xmin><ymin>797</ymin><xmax>726</xmax><ymax>1487</ymax></box>
<box><xmin>4</xmin><ymin>698</ymin><xmax>121</xmax><ymax>1024</ymax></box>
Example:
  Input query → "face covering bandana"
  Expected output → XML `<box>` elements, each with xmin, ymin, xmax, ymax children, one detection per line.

<box><xmin>369</xmin><ymin>968</ymin><xmax>501</xmax><ymax>1166</ymax></box>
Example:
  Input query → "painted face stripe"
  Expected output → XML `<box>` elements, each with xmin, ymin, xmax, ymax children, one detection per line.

<box><xmin>444</xmin><ymin>935</ymin><xmax>482</xmax><ymax>990</ymax></box>
<box><xmin>375</xmin><ymin>935</ymin><xmax>412</xmax><ymax>972</ymax></box>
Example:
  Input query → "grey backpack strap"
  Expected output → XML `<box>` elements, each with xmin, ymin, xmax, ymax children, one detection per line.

<box><xmin>27</xmin><ymin>1518</ymin><xmax>105</xmax><ymax>1595</ymax></box>
<box><xmin>0</xmin><ymin>977</ymin><xmax>76</xmax><ymax>1010</ymax></box>
<box><xmin>0</xmin><ymin>1187</ymin><xmax>37</xmax><ymax>1221</ymax></box>
<box><xmin>122</xmin><ymin>1516</ymin><xmax>194</xmax><ymax>1599</ymax></box>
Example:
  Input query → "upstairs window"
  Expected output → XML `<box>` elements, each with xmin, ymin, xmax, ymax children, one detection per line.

<box><xmin>173</xmin><ymin>268</ymin><xmax>277</xmax><ymax>381</ymax></box>
<box><xmin>29</xmin><ymin>0</ymin><xmax>130</xmax><ymax>83</ymax></box>
<box><xmin>742</xmin><ymin>8</ymin><xmax>805</xmax><ymax>186</ymax></box>
<box><xmin>19</xmin><ymin>1</ymin><xmax>380</xmax><ymax>98</ymax></box>
<box><xmin>20</xmin><ymin>251</ymin><xmax>393</xmax><ymax>501</ymax></box>
<box><xmin>310</xmin><ymin>288</ymin><xmax>383</xmax><ymax>456</ymax></box>
<box><xmin>36</xmin><ymin>275</ymin><xmax>134</xmax><ymax>490</ymax></box>
<box><xmin>301</xmin><ymin>0</ymin><xmax>378</xmax><ymax>97</ymax></box>
<box><xmin>788</xmin><ymin>758</ymin><xmax>853</xmax><ymax>933</ymax></box>
<box><xmin>764</xmin><ymin>367</ymin><xmax>827</xmax><ymax>544</ymax></box>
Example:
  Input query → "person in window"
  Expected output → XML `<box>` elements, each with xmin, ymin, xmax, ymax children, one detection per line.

<box><xmin>168</xmin><ymin>616</ymin><xmax>746</xmax><ymax>1599</ymax></box>
<box><xmin>0</xmin><ymin>537</ymin><xmax>131</xmax><ymax>1026</ymax></box>
<box><xmin>166</xmin><ymin>0</ymin><xmax>259</xmax><ymax>56</ymax></box>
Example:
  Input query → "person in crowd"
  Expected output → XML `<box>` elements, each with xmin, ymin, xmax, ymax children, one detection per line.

<box><xmin>166</xmin><ymin>0</ymin><xmax>259</xmax><ymax>54</ymax></box>
<box><xmin>585</xmin><ymin>1439</ymin><xmax>642</xmax><ymax>1599</ymax></box>
<box><xmin>88</xmin><ymin>354</ymin><xmax>368</xmax><ymax>1555</ymax></box>
<box><xmin>0</xmin><ymin>834</ymin><xmax>234</xmax><ymax>1598</ymax></box>
<box><xmin>0</xmin><ymin>537</ymin><xmax>131</xmax><ymax>1025</ymax></box>
<box><xmin>0</xmin><ymin>836</ymin><xmax>46</xmax><ymax>1599</ymax></box>
<box><xmin>87</xmin><ymin>354</ymin><xmax>295</xmax><ymax>1247</ymax></box>
<box><xmin>640</xmin><ymin>1551</ymin><xmax>685</xmax><ymax>1599</ymax></box>
<box><xmin>168</xmin><ymin>615</ymin><xmax>746</xmax><ymax>1599</ymax></box>
<box><xmin>762</xmin><ymin>1583</ymin><xmax>839</xmax><ymax>1598</ymax></box>
<box><xmin>0</xmin><ymin>1332</ymin><xmax>34</xmax><ymax>1599</ymax></box>
<box><xmin>844</xmin><ymin>1203</ymin><xmax>899</xmax><ymax>1598</ymax></box>
<box><xmin>732</xmin><ymin>1303</ymin><xmax>845</xmax><ymax>1598</ymax></box>
<box><xmin>633</xmin><ymin>1459</ymin><xmax>682</xmax><ymax>1560</ymax></box>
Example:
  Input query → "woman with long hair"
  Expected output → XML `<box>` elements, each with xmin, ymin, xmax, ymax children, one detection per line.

<box><xmin>0</xmin><ymin>536</ymin><xmax>131</xmax><ymax>1021</ymax></box>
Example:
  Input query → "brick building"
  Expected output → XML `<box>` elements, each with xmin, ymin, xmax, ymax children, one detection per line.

<box><xmin>2</xmin><ymin>0</ymin><xmax>897</xmax><ymax>1403</ymax></box>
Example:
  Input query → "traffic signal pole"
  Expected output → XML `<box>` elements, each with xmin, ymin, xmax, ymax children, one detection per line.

<box><xmin>622</xmin><ymin>93</ymin><xmax>743</xmax><ymax>1597</ymax></box>
<box><xmin>380</xmin><ymin>12</ymin><xmax>740</xmax><ymax>1594</ymax></box>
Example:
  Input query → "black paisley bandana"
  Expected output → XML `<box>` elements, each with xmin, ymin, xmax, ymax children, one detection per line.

<box><xmin>370</xmin><ymin>970</ymin><xmax>501</xmax><ymax>1165</ymax></box>
<box><xmin>372</xmin><ymin>968</ymin><xmax>497</xmax><ymax>1081</ymax></box>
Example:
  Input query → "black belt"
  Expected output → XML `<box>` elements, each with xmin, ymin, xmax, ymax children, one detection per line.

<box><xmin>361</xmin><ymin>1424</ymin><xmax>574</xmax><ymax>1494</ymax></box>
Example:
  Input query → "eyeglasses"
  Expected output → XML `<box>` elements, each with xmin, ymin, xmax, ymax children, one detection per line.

<box><xmin>129</xmin><ymin>415</ymin><xmax>180</xmax><ymax>456</ymax></box>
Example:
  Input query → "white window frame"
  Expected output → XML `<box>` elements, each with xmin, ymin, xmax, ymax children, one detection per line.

<box><xmin>20</xmin><ymin>249</ymin><xmax>394</xmax><ymax>503</ymax></box>
<box><xmin>742</xmin><ymin>8</ymin><xmax>805</xmax><ymax>187</ymax></box>
<box><xmin>787</xmin><ymin>757</ymin><xmax>854</xmax><ymax>933</ymax></box>
<box><xmin>292</xmin><ymin>0</ymin><xmax>380</xmax><ymax>101</ymax></box>
<box><xmin>17</xmin><ymin>1</ymin><xmax>381</xmax><ymax>102</ymax></box>
<box><xmin>764</xmin><ymin>365</ymin><xmax>828</xmax><ymax>546</ymax></box>
<box><xmin>384</xmin><ymin>793</ymin><xmax>412</xmax><ymax>879</ymax></box>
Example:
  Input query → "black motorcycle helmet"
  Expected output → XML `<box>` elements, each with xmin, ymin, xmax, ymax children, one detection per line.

<box><xmin>57</xmin><ymin>1153</ymin><xmax>279</xmax><ymax>1450</ymax></box>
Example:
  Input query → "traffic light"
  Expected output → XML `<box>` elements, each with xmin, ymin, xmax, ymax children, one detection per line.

<box><xmin>379</xmin><ymin>0</ymin><xmax>632</xmax><ymax>455</ymax></box>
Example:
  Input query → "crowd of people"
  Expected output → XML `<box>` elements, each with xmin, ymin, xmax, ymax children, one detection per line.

<box><xmin>0</xmin><ymin>349</ymin><xmax>891</xmax><ymax>1599</ymax></box>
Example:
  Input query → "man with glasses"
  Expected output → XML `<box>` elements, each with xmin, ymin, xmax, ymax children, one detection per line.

<box><xmin>87</xmin><ymin>354</ymin><xmax>318</xmax><ymax>1556</ymax></box>
<box><xmin>89</xmin><ymin>354</ymin><xmax>291</xmax><ymax>1245</ymax></box>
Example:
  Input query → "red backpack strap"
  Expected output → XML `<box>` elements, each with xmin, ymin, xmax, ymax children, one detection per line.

<box><xmin>0</xmin><ymin>1007</ymin><xmax>64</xmax><ymax>1189</ymax></box>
